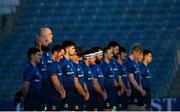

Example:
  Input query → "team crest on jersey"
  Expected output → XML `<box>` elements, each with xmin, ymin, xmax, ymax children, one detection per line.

<box><xmin>147</xmin><ymin>69</ymin><xmax>150</xmax><ymax>73</ymax></box>
<box><xmin>41</xmin><ymin>60</ymin><xmax>44</xmax><ymax>64</ymax></box>
<box><xmin>67</xmin><ymin>65</ymin><xmax>70</xmax><ymax>68</ymax></box>
<box><xmin>58</xmin><ymin>66</ymin><xmax>60</xmax><ymax>69</ymax></box>
<box><xmin>36</xmin><ymin>72</ymin><xmax>38</xmax><ymax>75</ymax></box>
<box><xmin>77</xmin><ymin>68</ymin><xmax>80</xmax><ymax>71</ymax></box>
<box><xmin>110</xmin><ymin>68</ymin><xmax>113</xmax><ymax>71</ymax></box>
<box><xmin>88</xmin><ymin>71</ymin><xmax>91</xmax><ymax>74</ymax></box>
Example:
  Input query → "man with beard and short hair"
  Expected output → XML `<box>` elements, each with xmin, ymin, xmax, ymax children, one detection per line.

<box><xmin>100</xmin><ymin>46</ymin><xmax>119</xmax><ymax>110</ymax></box>
<box><xmin>34</xmin><ymin>27</ymin><xmax>54</xmax><ymax>110</ymax></box>
<box><xmin>80</xmin><ymin>49</ymin><xmax>95</xmax><ymax>111</ymax></box>
<box><xmin>90</xmin><ymin>47</ymin><xmax>107</xmax><ymax>111</ymax></box>
<box><xmin>60</xmin><ymin>40</ymin><xmax>76</xmax><ymax>110</ymax></box>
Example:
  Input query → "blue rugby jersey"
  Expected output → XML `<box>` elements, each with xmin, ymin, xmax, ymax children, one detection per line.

<box><xmin>47</xmin><ymin>60</ymin><xmax>63</xmax><ymax>100</ymax></box>
<box><xmin>23</xmin><ymin>63</ymin><xmax>42</xmax><ymax>94</ymax></box>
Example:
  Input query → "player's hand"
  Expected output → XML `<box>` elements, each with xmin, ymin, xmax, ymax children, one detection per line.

<box><xmin>121</xmin><ymin>88</ymin><xmax>124</xmax><ymax>95</ymax></box>
<box><xmin>141</xmin><ymin>89</ymin><xmax>146</xmax><ymax>96</ymax></box>
<box><xmin>117</xmin><ymin>90</ymin><xmax>122</xmax><ymax>96</ymax></box>
<box><xmin>103</xmin><ymin>92</ymin><xmax>107</xmax><ymax>101</ymax></box>
<box><xmin>84</xmin><ymin>92</ymin><xmax>89</xmax><ymax>101</ymax></box>
<box><xmin>60</xmin><ymin>90</ymin><xmax>66</xmax><ymax>99</ymax></box>
<box><xmin>126</xmin><ymin>89</ymin><xmax>131</xmax><ymax>97</ymax></box>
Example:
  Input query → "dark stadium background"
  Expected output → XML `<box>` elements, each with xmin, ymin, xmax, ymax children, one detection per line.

<box><xmin>0</xmin><ymin>0</ymin><xmax>180</xmax><ymax>110</ymax></box>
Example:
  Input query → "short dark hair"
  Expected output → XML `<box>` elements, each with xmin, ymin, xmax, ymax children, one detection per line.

<box><xmin>27</xmin><ymin>47</ymin><xmax>40</xmax><ymax>59</ymax></box>
<box><xmin>108</xmin><ymin>41</ymin><xmax>120</xmax><ymax>48</ymax></box>
<box><xmin>51</xmin><ymin>44</ymin><xmax>64</xmax><ymax>54</ymax></box>
<box><xmin>130</xmin><ymin>44</ymin><xmax>143</xmax><ymax>54</ymax></box>
<box><xmin>83</xmin><ymin>49</ymin><xmax>94</xmax><ymax>56</ymax></box>
<box><xmin>83</xmin><ymin>49</ymin><xmax>94</xmax><ymax>59</ymax></box>
<box><xmin>75</xmin><ymin>46</ymin><xmax>84</xmax><ymax>57</ymax></box>
<box><xmin>143</xmin><ymin>49</ymin><xmax>152</xmax><ymax>56</ymax></box>
<box><xmin>118</xmin><ymin>46</ymin><xmax>126</xmax><ymax>54</ymax></box>
<box><xmin>91</xmin><ymin>46</ymin><xmax>103</xmax><ymax>53</ymax></box>
<box><xmin>62</xmin><ymin>40</ymin><xmax>76</xmax><ymax>48</ymax></box>
<box><xmin>103</xmin><ymin>46</ymin><xmax>111</xmax><ymax>57</ymax></box>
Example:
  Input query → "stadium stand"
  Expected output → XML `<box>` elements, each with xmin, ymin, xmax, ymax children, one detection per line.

<box><xmin>0</xmin><ymin>0</ymin><xmax>179</xmax><ymax>103</ymax></box>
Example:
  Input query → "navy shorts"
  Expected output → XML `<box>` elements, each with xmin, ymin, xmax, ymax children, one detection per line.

<box><xmin>62</xmin><ymin>82</ymin><xmax>76</xmax><ymax>110</ymax></box>
<box><xmin>24</xmin><ymin>93</ymin><xmax>44</xmax><ymax>111</ymax></box>
<box><xmin>47</xmin><ymin>99</ymin><xmax>63</xmax><ymax>110</ymax></box>
<box><xmin>93</xmin><ymin>92</ymin><xmax>105</xmax><ymax>111</ymax></box>
<box><xmin>129</xmin><ymin>88</ymin><xmax>142</xmax><ymax>106</ymax></box>
<box><xmin>105</xmin><ymin>89</ymin><xmax>117</xmax><ymax>109</ymax></box>
<box><xmin>85</xmin><ymin>90</ymin><xmax>94</xmax><ymax>111</ymax></box>
<box><xmin>143</xmin><ymin>87</ymin><xmax>151</xmax><ymax>109</ymax></box>
<box><xmin>74</xmin><ymin>93</ymin><xmax>84</xmax><ymax>110</ymax></box>
<box><xmin>117</xmin><ymin>93</ymin><xmax>128</xmax><ymax>110</ymax></box>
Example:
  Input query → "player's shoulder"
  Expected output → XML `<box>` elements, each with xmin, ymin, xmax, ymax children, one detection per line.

<box><xmin>124</xmin><ymin>58</ymin><xmax>134</xmax><ymax>65</ymax></box>
<box><xmin>139</xmin><ymin>63</ymin><xmax>145</xmax><ymax>68</ymax></box>
<box><xmin>59</xmin><ymin>57</ymin><xmax>67</xmax><ymax>65</ymax></box>
<box><xmin>25</xmin><ymin>63</ymin><xmax>35</xmax><ymax>70</ymax></box>
<box><xmin>23</xmin><ymin>62</ymin><xmax>37</xmax><ymax>75</ymax></box>
<box><xmin>110</xmin><ymin>57</ymin><xmax>118</xmax><ymax>64</ymax></box>
<box><xmin>48</xmin><ymin>60</ymin><xmax>58</xmax><ymax>68</ymax></box>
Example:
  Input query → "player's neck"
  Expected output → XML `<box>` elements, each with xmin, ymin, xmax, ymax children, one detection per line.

<box><xmin>129</xmin><ymin>55</ymin><xmax>134</xmax><ymax>60</ymax></box>
<box><xmin>143</xmin><ymin>60</ymin><xmax>148</xmax><ymax>66</ymax></box>
<box><xmin>36</xmin><ymin>45</ymin><xmax>43</xmax><ymax>52</ymax></box>
<box><xmin>84</xmin><ymin>60</ymin><xmax>90</xmax><ymax>66</ymax></box>
<box><xmin>117</xmin><ymin>58</ymin><xmax>123</xmax><ymax>64</ymax></box>
<box><xmin>130</xmin><ymin>55</ymin><xmax>138</xmax><ymax>63</ymax></box>
<box><xmin>104</xmin><ymin>57</ymin><xmax>110</xmax><ymax>63</ymax></box>
<box><xmin>52</xmin><ymin>56</ymin><xmax>58</xmax><ymax>62</ymax></box>
<box><xmin>30</xmin><ymin>60</ymin><xmax>37</xmax><ymax>67</ymax></box>
<box><xmin>64</xmin><ymin>53</ymin><xmax>70</xmax><ymax>60</ymax></box>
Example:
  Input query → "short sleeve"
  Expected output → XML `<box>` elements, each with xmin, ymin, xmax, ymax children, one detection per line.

<box><xmin>125</xmin><ymin>60</ymin><xmax>134</xmax><ymax>74</ymax></box>
<box><xmin>23</xmin><ymin>66</ymin><xmax>34</xmax><ymax>82</ymax></box>
<box><xmin>91</xmin><ymin>66</ymin><xmax>98</xmax><ymax>78</ymax></box>
<box><xmin>73</xmin><ymin>64</ymin><xmax>78</xmax><ymax>77</ymax></box>
<box><xmin>117</xmin><ymin>64</ymin><xmax>123</xmax><ymax>77</ymax></box>
<box><xmin>47</xmin><ymin>63</ymin><xmax>57</xmax><ymax>76</ymax></box>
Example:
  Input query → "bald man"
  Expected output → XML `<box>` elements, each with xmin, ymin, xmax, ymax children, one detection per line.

<box><xmin>35</xmin><ymin>27</ymin><xmax>54</xmax><ymax>110</ymax></box>
<box><xmin>37</xmin><ymin>27</ymin><xmax>53</xmax><ymax>45</ymax></box>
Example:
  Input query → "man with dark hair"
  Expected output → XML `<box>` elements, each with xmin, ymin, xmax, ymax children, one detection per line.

<box><xmin>100</xmin><ymin>46</ymin><xmax>119</xmax><ymax>110</ymax></box>
<box><xmin>90</xmin><ymin>47</ymin><xmax>107</xmax><ymax>111</ymax></box>
<box><xmin>80</xmin><ymin>49</ymin><xmax>95</xmax><ymax>111</ymax></box>
<box><xmin>70</xmin><ymin>46</ymin><xmax>89</xmax><ymax>110</ymax></box>
<box><xmin>22</xmin><ymin>48</ymin><xmax>44</xmax><ymax>111</ymax></box>
<box><xmin>108</xmin><ymin>41</ymin><xmax>120</xmax><ymax>59</ymax></box>
<box><xmin>139</xmin><ymin>49</ymin><xmax>153</xmax><ymax>110</ymax></box>
<box><xmin>116</xmin><ymin>46</ymin><xmax>131</xmax><ymax>110</ymax></box>
<box><xmin>108</xmin><ymin>41</ymin><xmax>123</xmax><ymax>110</ymax></box>
<box><xmin>124</xmin><ymin>44</ymin><xmax>146</xmax><ymax>110</ymax></box>
<box><xmin>46</xmin><ymin>44</ymin><xmax>66</xmax><ymax>110</ymax></box>
<box><xmin>60</xmin><ymin>40</ymin><xmax>76</xmax><ymax>110</ymax></box>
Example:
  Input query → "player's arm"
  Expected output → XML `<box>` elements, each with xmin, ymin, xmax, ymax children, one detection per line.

<box><xmin>93</xmin><ymin>78</ymin><xmax>105</xmax><ymax>96</ymax></box>
<box><xmin>74</xmin><ymin>77</ymin><xmax>86</xmax><ymax>97</ymax></box>
<box><xmin>118</xmin><ymin>76</ymin><xmax>125</xmax><ymax>93</ymax></box>
<box><xmin>22</xmin><ymin>81</ymin><xmax>30</xmax><ymax>98</ymax></box>
<box><xmin>83</xmin><ymin>82</ymin><xmax>89</xmax><ymax>101</ymax></box>
<box><xmin>114</xmin><ymin>79</ymin><xmax>119</xmax><ymax>87</ymax></box>
<box><xmin>128</xmin><ymin>73</ymin><xmax>145</xmax><ymax>96</ymax></box>
<box><xmin>50</xmin><ymin>75</ymin><xmax>64</xmax><ymax>95</ymax></box>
